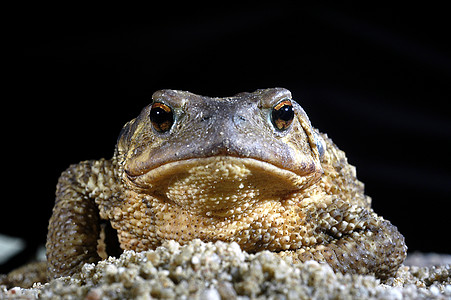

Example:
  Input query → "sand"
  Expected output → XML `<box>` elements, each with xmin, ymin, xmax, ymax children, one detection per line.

<box><xmin>1</xmin><ymin>239</ymin><xmax>450</xmax><ymax>299</ymax></box>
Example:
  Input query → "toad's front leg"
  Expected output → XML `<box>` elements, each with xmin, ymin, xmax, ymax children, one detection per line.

<box><xmin>280</xmin><ymin>197</ymin><xmax>407</xmax><ymax>279</ymax></box>
<box><xmin>46</xmin><ymin>159</ymin><xmax>117</xmax><ymax>279</ymax></box>
<box><xmin>46</xmin><ymin>194</ymin><xmax>101</xmax><ymax>279</ymax></box>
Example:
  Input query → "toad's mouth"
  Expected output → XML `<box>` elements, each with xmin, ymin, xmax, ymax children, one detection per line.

<box><xmin>125</xmin><ymin>156</ymin><xmax>321</xmax><ymax>216</ymax></box>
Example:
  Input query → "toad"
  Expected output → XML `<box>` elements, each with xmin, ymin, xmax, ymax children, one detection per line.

<box><xmin>46</xmin><ymin>88</ymin><xmax>406</xmax><ymax>280</ymax></box>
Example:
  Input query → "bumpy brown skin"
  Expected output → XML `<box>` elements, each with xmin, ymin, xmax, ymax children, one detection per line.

<box><xmin>46</xmin><ymin>88</ymin><xmax>406</xmax><ymax>280</ymax></box>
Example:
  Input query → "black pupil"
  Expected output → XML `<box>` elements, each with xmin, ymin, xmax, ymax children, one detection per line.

<box><xmin>272</xmin><ymin>101</ymin><xmax>294</xmax><ymax>131</ymax></box>
<box><xmin>150</xmin><ymin>104</ymin><xmax>173</xmax><ymax>132</ymax></box>
<box><xmin>150</xmin><ymin>107</ymin><xmax>168</xmax><ymax>123</ymax></box>
<box><xmin>277</xmin><ymin>105</ymin><xmax>294</xmax><ymax>121</ymax></box>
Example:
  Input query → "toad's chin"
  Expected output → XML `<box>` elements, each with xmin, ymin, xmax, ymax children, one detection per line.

<box><xmin>124</xmin><ymin>156</ymin><xmax>321</xmax><ymax>216</ymax></box>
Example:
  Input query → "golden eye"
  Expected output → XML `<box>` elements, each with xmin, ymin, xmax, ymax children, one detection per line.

<box><xmin>271</xmin><ymin>99</ymin><xmax>294</xmax><ymax>131</ymax></box>
<box><xmin>149</xmin><ymin>102</ymin><xmax>174</xmax><ymax>133</ymax></box>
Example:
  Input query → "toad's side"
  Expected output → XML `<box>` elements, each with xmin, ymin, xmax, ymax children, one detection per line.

<box><xmin>46</xmin><ymin>88</ymin><xmax>407</xmax><ymax>280</ymax></box>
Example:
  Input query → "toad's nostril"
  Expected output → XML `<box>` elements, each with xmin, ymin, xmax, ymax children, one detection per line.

<box><xmin>233</xmin><ymin>115</ymin><xmax>247</xmax><ymax>126</ymax></box>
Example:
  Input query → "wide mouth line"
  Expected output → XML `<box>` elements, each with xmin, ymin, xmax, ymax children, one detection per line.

<box><xmin>125</xmin><ymin>155</ymin><xmax>301</xmax><ymax>180</ymax></box>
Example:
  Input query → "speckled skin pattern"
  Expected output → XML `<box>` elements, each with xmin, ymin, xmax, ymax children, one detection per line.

<box><xmin>46</xmin><ymin>88</ymin><xmax>406</xmax><ymax>280</ymax></box>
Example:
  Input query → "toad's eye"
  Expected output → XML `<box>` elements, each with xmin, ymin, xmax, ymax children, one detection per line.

<box><xmin>149</xmin><ymin>102</ymin><xmax>174</xmax><ymax>133</ymax></box>
<box><xmin>271</xmin><ymin>99</ymin><xmax>294</xmax><ymax>131</ymax></box>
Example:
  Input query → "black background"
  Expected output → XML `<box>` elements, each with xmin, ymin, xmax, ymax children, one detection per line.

<box><xmin>2</xmin><ymin>3</ymin><xmax>450</xmax><ymax>272</ymax></box>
